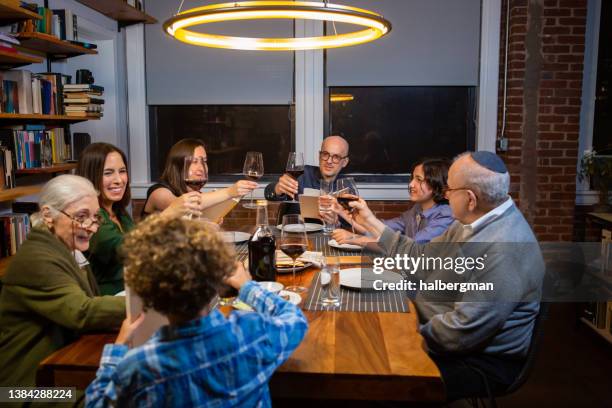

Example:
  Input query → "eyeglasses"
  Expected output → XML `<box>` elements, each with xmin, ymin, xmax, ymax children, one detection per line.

<box><xmin>59</xmin><ymin>209</ymin><xmax>103</xmax><ymax>229</ymax></box>
<box><xmin>319</xmin><ymin>151</ymin><xmax>348</xmax><ymax>164</ymax></box>
<box><xmin>443</xmin><ymin>186</ymin><xmax>477</xmax><ymax>199</ymax></box>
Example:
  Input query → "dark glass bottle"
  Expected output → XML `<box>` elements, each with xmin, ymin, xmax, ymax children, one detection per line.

<box><xmin>248</xmin><ymin>204</ymin><xmax>277</xmax><ymax>281</ymax></box>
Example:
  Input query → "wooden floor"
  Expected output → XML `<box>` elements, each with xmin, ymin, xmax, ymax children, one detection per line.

<box><xmin>274</xmin><ymin>303</ymin><xmax>612</xmax><ymax>407</ymax></box>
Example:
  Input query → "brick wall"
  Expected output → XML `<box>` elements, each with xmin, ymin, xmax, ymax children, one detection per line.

<box><xmin>497</xmin><ymin>0</ymin><xmax>587</xmax><ymax>241</ymax></box>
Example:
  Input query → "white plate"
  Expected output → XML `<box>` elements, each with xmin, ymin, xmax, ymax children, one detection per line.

<box><xmin>339</xmin><ymin>268</ymin><xmax>404</xmax><ymax>290</ymax></box>
<box><xmin>115</xmin><ymin>290</ymin><xmax>126</xmax><ymax>296</ymax></box>
<box><xmin>276</xmin><ymin>261</ymin><xmax>313</xmax><ymax>274</ymax></box>
<box><xmin>278</xmin><ymin>290</ymin><xmax>302</xmax><ymax>305</ymax></box>
<box><xmin>328</xmin><ymin>239</ymin><xmax>361</xmax><ymax>251</ymax></box>
<box><xmin>222</xmin><ymin>231</ymin><xmax>251</xmax><ymax>243</ymax></box>
<box><xmin>259</xmin><ymin>281</ymin><xmax>284</xmax><ymax>293</ymax></box>
<box><xmin>276</xmin><ymin>223</ymin><xmax>323</xmax><ymax>233</ymax></box>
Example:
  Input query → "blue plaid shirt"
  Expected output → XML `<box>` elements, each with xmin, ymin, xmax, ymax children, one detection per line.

<box><xmin>85</xmin><ymin>281</ymin><xmax>308</xmax><ymax>407</ymax></box>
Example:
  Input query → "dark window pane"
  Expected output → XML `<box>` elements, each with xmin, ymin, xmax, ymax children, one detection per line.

<box><xmin>593</xmin><ymin>0</ymin><xmax>612</xmax><ymax>153</ymax></box>
<box><xmin>329</xmin><ymin>86</ymin><xmax>477</xmax><ymax>176</ymax></box>
<box><xmin>149</xmin><ymin>105</ymin><xmax>292</xmax><ymax>181</ymax></box>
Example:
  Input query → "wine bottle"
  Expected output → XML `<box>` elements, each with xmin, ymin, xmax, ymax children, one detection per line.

<box><xmin>248</xmin><ymin>204</ymin><xmax>277</xmax><ymax>282</ymax></box>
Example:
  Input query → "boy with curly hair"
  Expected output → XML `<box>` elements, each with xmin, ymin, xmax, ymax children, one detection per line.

<box><xmin>86</xmin><ymin>215</ymin><xmax>308</xmax><ymax>407</ymax></box>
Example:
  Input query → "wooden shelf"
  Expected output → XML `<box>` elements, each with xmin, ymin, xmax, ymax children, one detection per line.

<box><xmin>0</xmin><ymin>48</ymin><xmax>43</xmax><ymax>68</ymax></box>
<box><xmin>16</xmin><ymin>163</ymin><xmax>76</xmax><ymax>175</ymax></box>
<box><xmin>0</xmin><ymin>1</ymin><xmax>42</xmax><ymax>25</ymax></box>
<box><xmin>0</xmin><ymin>185</ymin><xmax>41</xmax><ymax>201</ymax></box>
<box><xmin>581</xmin><ymin>317</ymin><xmax>612</xmax><ymax>345</ymax></box>
<box><xmin>16</xmin><ymin>32</ymin><xmax>97</xmax><ymax>60</ymax></box>
<box><xmin>0</xmin><ymin>113</ymin><xmax>99</xmax><ymax>127</ymax></box>
<box><xmin>75</xmin><ymin>0</ymin><xmax>157</xmax><ymax>26</ymax></box>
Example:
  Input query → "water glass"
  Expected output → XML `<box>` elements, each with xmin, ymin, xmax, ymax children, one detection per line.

<box><xmin>320</xmin><ymin>255</ymin><xmax>341</xmax><ymax>307</ymax></box>
<box><xmin>319</xmin><ymin>180</ymin><xmax>335</xmax><ymax>235</ymax></box>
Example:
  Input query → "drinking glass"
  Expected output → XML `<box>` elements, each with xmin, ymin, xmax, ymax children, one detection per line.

<box><xmin>320</xmin><ymin>255</ymin><xmax>341</xmax><ymax>307</ymax></box>
<box><xmin>336</xmin><ymin>177</ymin><xmax>359</xmax><ymax>238</ymax></box>
<box><xmin>183</xmin><ymin>156</ymin><xmax>208</xmax><ymax>219</ymax></box>
<box><xmin>319</xmin><ymin>180</ymin><xmax>336</xmax><ymax>235</ymax></box>
<box><xmin>285</xmin><ymin>152</ymin><xmax>304</xmax><ymax>203</ymax></box>
<box><xmin>242</xmin><ymin>151</ymin><xmax>264</xmax><ymax>209</ymax></box>
<box><xmin>280</xmin><ymin>214</ymin><xmax>308</xmax><ymax>293</ymax></box>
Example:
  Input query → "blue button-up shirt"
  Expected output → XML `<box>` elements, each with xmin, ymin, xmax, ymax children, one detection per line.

<box><xmin>383</xmin><ymin>203</ymin><xmax>454</xmax><ymax>243</ymax></box>
<box><xmin>85</xmin><ymin>281</ymin><xmax>308</xmax><ymax>407</ymax></box>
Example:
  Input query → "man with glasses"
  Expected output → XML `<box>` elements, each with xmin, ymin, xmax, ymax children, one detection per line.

<box><xmin>265</xmin><ymin>136</ymin><xmax>350</xmax><ymax>225</ymax></box>
<box><xmin>265</xmin><ymin>135</ymin><xmax>350</xmax><ymax>201</ymax></box>
<box><xmin>346</xmin><ymin>151</ymin><xmax>545</xmax><ymax>402</ymax></box>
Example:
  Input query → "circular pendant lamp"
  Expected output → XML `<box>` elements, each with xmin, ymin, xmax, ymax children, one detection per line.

<box><xmin>163</xmin><ymin>1</ymin><xmax>392</xmax><ymax>51</ymax></box>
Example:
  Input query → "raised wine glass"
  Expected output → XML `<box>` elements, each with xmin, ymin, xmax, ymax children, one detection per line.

<box><xmin>183</xmin><ymin>156</ymin><xmax>208</xmax><ymax>219</ymax></box>
<box><xmin>336</xmin><ymin>177</ymin><xmax>360</xmax><ymax>239</ymax></box>
<box><xmin>280</xmin><ymin>214</ymin><xmax>308</xmax><ymax>293</ymax></box>
<box><xmin>285</xmin><ymin>152</ymin><xmax>304</xmax><ymax>203</ymax></box>
<box><xmin>242</xmin><ymin>151</ymin><xmax>264</xmax><ymax>209</ymax></box>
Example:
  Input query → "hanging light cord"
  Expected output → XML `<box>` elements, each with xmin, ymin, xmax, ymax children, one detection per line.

<box><xmin>176</xmin><ymin>0</ymin><xmax>186</xmax><ymax>15</ymax></box>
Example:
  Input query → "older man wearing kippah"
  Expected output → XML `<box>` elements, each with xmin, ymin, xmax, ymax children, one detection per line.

<box><xmin>348</xmin><ymin>151</ymin><xmax>545</xmax><ymax>402</ymax></box>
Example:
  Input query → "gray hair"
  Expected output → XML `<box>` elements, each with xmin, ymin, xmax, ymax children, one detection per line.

<box><xmin>30</xmin><ymin>175</ymin><xmax>98</xmax><ymax>228</ymax></box>
<box><xmin>454</xmin><ymin>152</ymin><xmax>510</xmax><ymax>206</ymax></box>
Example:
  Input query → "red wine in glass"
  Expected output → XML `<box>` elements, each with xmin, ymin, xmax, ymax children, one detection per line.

<box><xmin>184</xmin><ymin>179</ymin><xmax>206</xmax><ymax>191</ymax></box>
<box><xmin>280</xmin><ymin>243</ymin><xmax>307</xmax><ymax>259</ymax></box>
<box><xmin>245</xmin><ymin>171</ymin><xmax>262</xmax><ymax>182</ymax></box>
<box><xmin>337</xmin><ymin>194</ymin><xmax>359</xmax><ymax>212</ymax></box>
<box><xmin>286</xmin><ymin>169</ymin><xmax>304</xmax><ymax>180</ymax></box>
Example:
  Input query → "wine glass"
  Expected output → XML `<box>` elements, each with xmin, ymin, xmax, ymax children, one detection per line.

<box><xmin>183</xmin><ymin>156</ymin><xmax>208</xmax><ymax>219</ymax></box>
<box><xmin>336</xmin><ymin>177</ymin><xmax>359</xmax><ymax>239</ymax></box>
<box><xmin>242</xmin><ymin>151</ymin><xmax>264</xmax><ymax>209</ymax></box>
<box><xmin>280</xmin><ymin>214</ymin><xmax>308</xmax><ymax>293</ymax></box>
<box><xmin>285</xmin><ymin>152</ymin><xmax>304</xmax><ymax>203</ymax></box>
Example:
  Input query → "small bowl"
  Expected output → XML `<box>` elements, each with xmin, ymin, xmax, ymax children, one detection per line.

<box><xmin>259</xmin><ymin>281</ymin><xmax>284</xmax><ymax>294</ymax></box>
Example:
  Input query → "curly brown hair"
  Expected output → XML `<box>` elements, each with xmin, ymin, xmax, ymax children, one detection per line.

<box><xmin>121</xmin><ymin>215</ymin><xmax>234</xmax><ymax>321</ymax></box>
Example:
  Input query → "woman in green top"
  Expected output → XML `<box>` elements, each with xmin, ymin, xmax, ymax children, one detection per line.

<box><xmin>0</xmin><ymin>175</ymin><xmax>125</xmax><ymax>387</ymax></box>
<box><xmin>78</xmin><ymin>143</ymin><xmax>201</xmax><ymax>295</ymax></box>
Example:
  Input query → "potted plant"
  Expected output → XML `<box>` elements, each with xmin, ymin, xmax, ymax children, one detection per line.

<box><xmin>579</xmin><ymin>150</ymin><xmax>612</xmax><ymax>212</ymax></box>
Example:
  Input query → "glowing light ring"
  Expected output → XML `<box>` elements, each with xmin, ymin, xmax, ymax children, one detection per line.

<box><xmin>163</xmin><ymin>1</ymin><xmax>392</xmax><ymax>51</ymax></box>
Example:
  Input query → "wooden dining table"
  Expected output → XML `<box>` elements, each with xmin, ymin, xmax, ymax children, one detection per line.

<box><xmin>37</xmin><ymin>238</ymin><xmax>445</xmax><ymax>403</ymax></box>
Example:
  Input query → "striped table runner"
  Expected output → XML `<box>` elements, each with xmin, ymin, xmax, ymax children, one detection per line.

<box><xmin>303</xmin><ymin>270</ymin><xmax>410</xmax><ymax>313</ymax></box>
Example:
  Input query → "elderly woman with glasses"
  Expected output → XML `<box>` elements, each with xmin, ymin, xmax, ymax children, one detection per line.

<box><xmin>0</xmin><ymin>175</ymin><xmax>125</xmax><ymax>387</ymax></box>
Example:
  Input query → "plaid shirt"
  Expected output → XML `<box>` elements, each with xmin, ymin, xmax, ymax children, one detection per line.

<box><xmin>85</xmin><ymin>281</ymin><xmax>308</xmax><ymax>407</ymax></box>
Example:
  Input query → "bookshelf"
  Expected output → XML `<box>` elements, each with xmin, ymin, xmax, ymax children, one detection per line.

<box><xmin>16</xmin><ymin>163</ymin><xmax>76</xmax><ymax>175</ymax></box>
<box><xmin>16</xmin><ymin>32</ymin><xmax>97</xmax><ymax>60</ymax></box>
<box><xmin>75</xmin><ymin>0</ymin><xmax>157</xmax><ymax>26</ymax></box>
<box><xmin>0</xmin><ymin>48</ymin><xmax>43</xmax><ymax>68</ymax></box>
<box><xmin>0</xmin><ymin>1</ymin><xmax>42</xmax><ymax>25</ymax></box>
<box><xmin>0</xmin><ymin>113</ymin><xmax>98</xmax><ymax>127</ymax></box>
<box><xmin>0</xmin><ymin>185</ymin><xmax>41</xmax><ymax>201</ymax></box>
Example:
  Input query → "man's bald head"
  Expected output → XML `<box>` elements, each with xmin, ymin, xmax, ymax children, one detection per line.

<box><xmin>321</xmin><ymin>135</ymin><xmax>349</xmax><ymax>157</ymax></box>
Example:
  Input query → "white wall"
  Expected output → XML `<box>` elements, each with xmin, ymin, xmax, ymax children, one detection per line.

<box><xmin>144</xmin><ymin>0</ymin><xmax>294</xmax><ymax>105</ymax></box>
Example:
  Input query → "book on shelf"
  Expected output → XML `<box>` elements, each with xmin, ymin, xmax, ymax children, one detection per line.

<box><xmin>0</xmin><ymin>70</ymin><xmax>72</xmax><ymax>115</ymax></box>
<box><xmin>63</xmin><ymin>96</ymin><xmax>104</xmax><ymax>105</ymax></box>
<box><xmin>11</xmin><ymin>6</ymin><xmax>78</xmax><ymax>41</ymax></box>
<box><xmin>0</xmin><ymin>128</ymin><xmax>70</xmax><ymax>169</ymax></box>
<box><xmin>1</xmin><ymin>214</ymin><xmax>29</xmax><ymax>256</ymax></box>
<box><xmin>65</xmin><ymin>104</ymin><xmax>103</xmax><ymax>113</ymax></box>
<box><xmin>65</xmin><ymin>111</ymin><xmax>102</xmax><ymax>118</ymax></box>
<box><xmin>0</xmin><ymin>144</ymin><xmax>16</xmax><ymax>190</ymax></box>
<box><xmin>63</xmin><ymin>84</ymin><xmax>104</xmax><ymax>93</ymax></box>
<box><xmin>0</xmin><ymin>213</ymin><xmax>30</xmax><ymax>259</ymax></box>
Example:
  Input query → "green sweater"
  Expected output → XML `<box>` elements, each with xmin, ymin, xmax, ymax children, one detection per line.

<box><xmin>0</xmin><ymin>228</ymin><xmax>125</xmax><ymax>387</ymax></box>
<box><xmin>88</xmin><ymin>208</ymin><xmax>135</xmax><ymax>295</ymax></box>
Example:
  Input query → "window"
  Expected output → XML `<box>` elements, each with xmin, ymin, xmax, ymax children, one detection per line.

<box><xmin>328</xmin><ymin>86</ymin><xmax>477</xmax><ymax>180</ymax></box>
<box><xmin>593</xmin><ymin>0</ymin><xmax>611</xmax><ymax>153</ymax></box>
<box><xmin>149</xmin><ymin>105</ymin><xmax>292</xmax><ymax>181</ymax></box>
